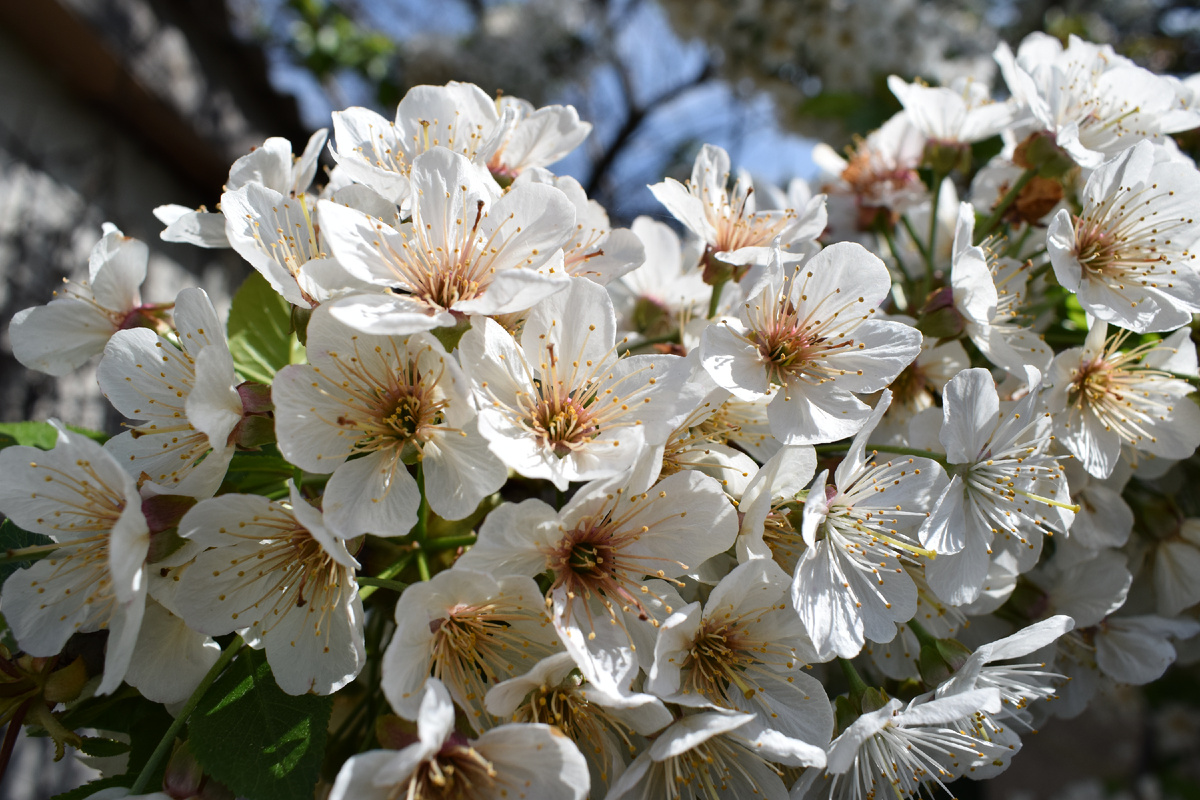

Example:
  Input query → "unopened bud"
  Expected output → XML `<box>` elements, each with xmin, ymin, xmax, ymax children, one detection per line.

<box><xmin>163</xmin><ymin>741</ymin><xmax>206</xmax><ymax>799</ymax></box>
<box><xmin>291</xmin><ymin>305</ymin><xmax>313</xmax><ymax>346</ymax></box>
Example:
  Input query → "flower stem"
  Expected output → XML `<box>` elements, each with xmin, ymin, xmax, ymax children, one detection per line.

<box><xmin>814</xmin><ymin>442</ymin><xmax>949</xmax><ymax>467</ymax></box>
<box><xmin>976</xmin><ymin>168</ymin><xmax>1036</xmax><ymax>243</ymax></box>
<box><xmin>129</xmin><ymin>636</ymin><xmax>244</xmax><ymax>795</ymax></box>
<box><xmin>355</xmin><ymin>577</ymin><xmax>409</xmax><ymax>593</ymax></box>
<box><xmin>838</xmin><ymin>657</ymin><xmax>869</xmax><ymax>704</ymax></box>
<box><xmin>900</xmin><ymin>215</ymin><xmax>931</xmax><ymax>270</ymax></box>
<box><xmin>626</xmin><ymin>331</ymin><xmax>682</xmax><ymax>353</ymax></box>
<box><xmin>413</xmin><ymin>463</ymin><xmax>432</xmax><ymax>582</ymax></box>
<box><xmin>906</xmin><ymin>618</ymin><xmax>938</xmax><ymax>648</ymax></box>
<box><xmin>707</xmin><ymin>279</ymin><xmax>727</xmax><ymax>319</ymax></box>
<box><xmin>1168</xmin><ymin>371</ymin><xmax>1200</xmax><ymax>387</ymax></box>
<box><xmin>426</xmin><ymin>534</ymin><xmax>477</xmax><ymax>552</ymax></box>
<box><xmin>0</xmin><ymin>543</ymin><xmax>61</xmax><ymax>567</ymax></box>
<box><xmin>358</xmin><ymin>551</ymin><xmax>413</xmax><ymax>601</ymax></box>
<box><xmin>926</xmin><ymin>169</ymin><xmax>947</xmax><ymax>277</ymax></box>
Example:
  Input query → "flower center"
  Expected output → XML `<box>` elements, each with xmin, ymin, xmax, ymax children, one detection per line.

<box><xmin>1073</xmin><ymin>222</ymin><xmax>1124</xmax><ymax>276</ymax></box>
<box><xmin>762</xmin><ymin>502</ymin><xmax>807</xmax><ymax>573</ymax></box>
<box><xmin>659</xmin><ymin>734</ymin><xmax>783</xmax><ymax>800</ymax></box>
<box><xmin>683</xmin><ymin>621</ymin><xmax>752</xmax><ymax>700</ymax></box>
<box><xmin>890</xmin><ymin>360</ymin><xmax>933</xmax><ymax>410</ymax></box>
<box><xmin>383</xmin><ymin>391</ymin><xmax>440</xmax><ymax>442</ymax></box>
<box><xmin>396</xmin><ymin>743</ymin><xmax>497</xmax><ymax>800</ymax></box>
<box><xmin>548</xmin><ymin>526</ymin><xmax>619</xmax><ymax>593</ymax></box>
<box><xmin>427</xmin><ymin>602</ymin><xmax>558</xmax><ymax>725</ymax></box>
<box><xmin>513</xmin><ymin>682</ymin><xmax>639</xmax><ymax>778</ymax></box>
<box><xmin>529</xmin><ymin>392</ymin><xmax>599</xmax><ymax>458</ymax></box>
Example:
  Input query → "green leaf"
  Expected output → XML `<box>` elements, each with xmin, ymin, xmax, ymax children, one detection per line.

<box><xmin>0</xmin><ymin>422</ymin><xmax>107</xmax><ymax>451</ymax></box>
<box><xmin>189</xmin><ymin>648</ymin><xmax>332</xmax><ymax>800</ymax></box>
<box><xmin>78</xmin><ymin>736</ymin><xmax>132</xmax><ymax>758</ymax></box>
<box><xmin>50</xmin><ymin>692</ymin><xmax>174</xmax><ymax>797</ymax></box>
<box><xmin>227</xmin><ymin>272</ymin><xmax>307</xmax><ymax>384</ymax></box>
<box><xmin>0</xmin><ymin>518</ymin><xmax>52</xmax><ymax>585</ymax></box>
<box><xmin>0</xmin><ymin>515</ymin><xmax>51</xmax><ymax>647</ymax></box>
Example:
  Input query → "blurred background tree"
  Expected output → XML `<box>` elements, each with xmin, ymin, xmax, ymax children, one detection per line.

<box><xmin>226</xmin><ymin>0</ymin><xmax>1200</xmax><ymax>223</ymax></box>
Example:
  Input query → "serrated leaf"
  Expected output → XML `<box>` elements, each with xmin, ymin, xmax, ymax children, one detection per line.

<box><xmin>48</xmin><ymin>694</ymin><xmax>173</xmax><ymax>798</ymax></box>
<box><xmin>227</xmin><ymin>272</ymin><xmax>307</xmax><ymax>384</ymax></box>
<box><xmin>78</xmin><ymin>736</ymin><xmax>132</xmax><ymax>758</ymax></box>
<box><xmin>189</xmin><ymin>649</ymin><xmax>331</xmax><ymax>800</ymax></box>
<box><xmin>0</xmin><ymin>422</ymin><xmax>107</xmax><ymax>451</ymax></box>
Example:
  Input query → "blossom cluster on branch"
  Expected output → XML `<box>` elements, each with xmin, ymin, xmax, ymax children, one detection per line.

<box><xmin>5</xmin><ymin>31</ymin><xmax>1200</xmax><ymax>800</ymax></box>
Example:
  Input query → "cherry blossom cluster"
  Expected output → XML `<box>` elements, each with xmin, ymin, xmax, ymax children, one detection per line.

<box><xmin>6</xmin><ymin>32</ymin><xmax>1200</xmax><ymax>800</ymax></box>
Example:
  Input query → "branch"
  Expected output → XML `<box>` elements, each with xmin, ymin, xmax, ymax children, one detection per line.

<box><xmin>584</xmin><ymin>59</ymin><xmax>714</xmax><ymax>198</ymax></box>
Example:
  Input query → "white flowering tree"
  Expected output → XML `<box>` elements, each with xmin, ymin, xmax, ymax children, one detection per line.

<box><xmin>4</xmin><ymin>31</ymin><xmax>1200</xmax><ymax>800</ymax></box>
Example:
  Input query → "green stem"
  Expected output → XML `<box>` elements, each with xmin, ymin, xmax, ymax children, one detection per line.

<box><xmin>426</xmin><ymin>534</ymin><xmax>477</xmax><ymax>552</ymax></box>
<box><xmin>129</xmin><ymin>636</ymin><xmax>244</xmax><ymax>794</ymax></box>
<box><xmin>627</xmin><ymin>331</ymin><xmax>682</xmax><ymax>352</ymax></box>
<box><xmin>1168</xmin><ymin>371</ymin><xmax>1200</xmax><ymax>387</ymax></box>
<box><xmin>838</xmin><ymin>658</ymin><xmax>869</xmax><ymax>703</ymax></box>
<box><xmin>0</xmin><ymin>543</ymin><xmax>61</xmax><ymax>567</ymax></box>
<box><xmin>413</xmin><ymin>463</ymin><xmax>430</xmax><ymax>543</ymax></box>
<box><xmin>413</xmin><ymin>463</ymin><xmax>432</xmax><ymax>582</ymax></box>
<box><xmin>926</xmin><ymin>169</ymin><xmax>947</xmax><ymax>277</ymax></box>
<box><xmin>879</xmin><ymin>221</ymin><xmax>907</xmax><ymax>277</ymax></box>
<box><xmin>907</xmin><ymin>618</ymin><xmax>938</xmax><ymax>648</ymax></box>
<box><xmin>1006</xmin><ymin>224</ymin><xmax>1033</xmax><ymax>259</ymax></box>
<box><xmin>814</xmin><ymin>443</ymin><xmax>949</xmax><ymax>466</ymax></box>
<box><xmin>358</xmin><ymin>551</ymin><xmax>413</xmax><ymax>601</ymax></box>
<box><xmin>707</xmin><ymin>279</ymin><xmax>728</xmax><ymax>319</ymax></box>
<box><xmin>415</xmin><ymin>547</ymin><xmax>432</xmax><ymax>582</ymax></box>
<box><xmin>356</xmin><ymin>577</ymin><xmax>409</xmax><ymax>593</ymax></box>
<box><xmin>900</xmin><ymin>215</ymin><xmax>930</xmax><ymax>268</ymax></box>
<box><xmin>976</xmin><ymin>168</ymin><xmax>1036</xmax><ymax>243</ymax></box>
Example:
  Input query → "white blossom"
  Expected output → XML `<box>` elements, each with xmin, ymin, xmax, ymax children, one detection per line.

<box><xmin>1047</xmin><ymin>141</ymin><xmax>1200</xmax><ymax>333</ymax></box>
<box><xmin>174</xmin><ymin>482</ymin><xmax>365</xmax><ymax>695</ymax></box>
<box><xmin>330</xmin><ymin>678</ymin><xmax>590</xmax><ymax>800</ymax></box>
<box><xmin>1045</xmin><ymin>322</ymin><xmax>1200</xmax><ymax>478</ymax></box>
<box><xmin>700</xmin><ymin>243</ymin><xmax>922</xmax><ymax>445</ymax></box>
<box><xmin>97</xmin><ymin>288</ymin><xmax>242</xmax><ymax>498</ymax></box>
<box><xmin>0</xmin><ymin>424</ymin><xmax>149</xmax><ymax>695</ymax></box>
<box><xmin>10</xmin><ymin>225</ymin><xmax>158</xmax><ymax>377</ymax></box>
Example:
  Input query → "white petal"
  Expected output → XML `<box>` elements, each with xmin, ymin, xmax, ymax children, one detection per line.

<box><xmin>323</xmin><ymin>450</ymin><xmax>420</xmax><ymax>538</ymax></box>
